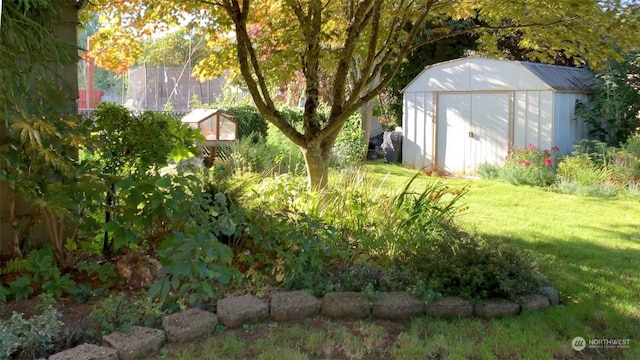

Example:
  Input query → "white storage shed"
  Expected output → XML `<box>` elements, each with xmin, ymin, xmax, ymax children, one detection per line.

<box><xmin>402</xmin><ymin>57</ymin><xmax>594</xmax><ymax>176</ymax></box>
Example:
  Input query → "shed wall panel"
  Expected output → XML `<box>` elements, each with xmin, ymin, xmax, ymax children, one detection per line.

<box><xmin>402</xmin><ymin>93</ymin><xmax>416</xmax><ymax>168</ymax></box>
<box><xmin>470</xmin><ymin>93</ymin><xmax>510</xmax><ymax>171</ymax></box>
<box><xmin>424</xmin><ymin>93</ymin><xmax>435</xmax><ymax>168</ymax></box>
<box><xmin>514</xmin><ymin>92</ymin><xmax>528</xmax><ymax>148</ymax></box>
<box><xmin>518</xmin><ymin>91</ymin><xmax>556</xmax><ymax>150</ymax></box>
<box><xmin>414</xmin><ymin>93</ymin><xmax>426</xmax><ymax>168</ymax></box>
<box><xmin>554</xmin><ymin>93</ymin><xmax>590</xmax><ymax>153</ymax></box>
<box><xmin>525</xmin><ymin>91</ymin><xmax>541</xmax><ymax>147</ymax></box>
<box><xmin>434</xmin><ymin>92</ymin><xmax>510</xmax><ymax>175</ymax></box>
<box><xmin>437</xmin><ymin>94</ymin><xmax>471</xmax><ymax>174</ymax></box>
<box><xmin>403</xmin><ymin>93</ymin><xmax>420</xmax><ymax>168</ymax></box>
<box><xmin>415</xmin><ymin>92</ymin><xmax>429</xmax><ymax>168</ymax></box>
<box><xmin>403</xmin><ymin>93</ymin><xmax>435</xmax><ymax>169</ymax></box>
<box><xmin>539</xmin><ymin>91</ymin><xmax>554</xmax><ymax>151</ymax></box>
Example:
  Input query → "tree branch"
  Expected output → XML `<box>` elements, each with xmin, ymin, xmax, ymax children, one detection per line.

<box><xmin>222</xmin><ymin>0</ymin><xmax>305</xmax><ymax>146</ymax></box>
<box><xmin>349</xmin><ymin>0</ymin><xmax>384</xmax><ymax>103</ymax></box>
<box><xmin>326</xmin><ymin>0</ymin><xmax>376</xmax><ymax>132</ymax></box>
<box><xmin>326</xmin><ymin>0</ymin><xmax>437</xmax><ymax>132</ymax></box>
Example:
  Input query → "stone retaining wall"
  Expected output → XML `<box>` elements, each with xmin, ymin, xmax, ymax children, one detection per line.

<box><xmin>48</xmin><ymin>287</ymin><xmax>559</xmax><ymax>360</ymax></box>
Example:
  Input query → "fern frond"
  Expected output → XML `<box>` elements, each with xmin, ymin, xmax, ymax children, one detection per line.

<box><xmin>0</xmin><ymin>258</ymin><xmax>29</xmax><ymax>275</ymax></box>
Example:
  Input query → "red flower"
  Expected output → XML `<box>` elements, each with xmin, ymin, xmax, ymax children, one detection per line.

<box><xmin>553</xmin><ymin>145</ymin><xmax>560</xmax><ymax>152</ymax></box>
<box><xmin>544</xmin><ymin>157</ymin><xmax>553</xmax><ymax>167</ymax></box>
<box><xmin>528</xmin><ymin>144</ymin><xmax>536</xmax><ymax>151</ymax></box>
<box><xmin>523</xmin><ymin>160</ymin><xmax>531</xmax><ymax>166</ymax></box>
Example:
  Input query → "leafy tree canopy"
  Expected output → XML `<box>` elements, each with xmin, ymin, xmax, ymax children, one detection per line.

<box><xmin>88</xmin><ymin>0</ymin><xmax>640</xmax><ymax>188</ymax></box>
<box><xmin>1</xmin><ymin>0</ymin><xmax>79</xmax><ymax>121</ymax></box>
<box><xmin>135</xmin><ymin>27</ymin><xmax>209</xmax><ymax>67</ymax></box>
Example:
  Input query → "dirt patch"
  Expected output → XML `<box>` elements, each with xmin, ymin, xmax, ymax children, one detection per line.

<box><xmin>0</xmin><ymin>296</ymin><xmax>95</xmax><ymax>329</ymax></box>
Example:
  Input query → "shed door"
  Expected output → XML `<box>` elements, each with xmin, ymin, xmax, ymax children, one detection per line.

<box><xmin>437</xmin><ymin>93</ymin><xmax>510</xmax><ymax>175</ymax></box>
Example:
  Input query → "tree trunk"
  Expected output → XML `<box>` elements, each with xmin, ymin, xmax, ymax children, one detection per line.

<box><xmin>301</xmin><ymin>139</ymin><xmax>334</xmax><ymax>190</ymax></box>
<box><xmin>42</xmin><ymin>209</ymin><xmax>66</xmax><ymax>268</ymax></box>
<box><xmin>7</xmin><ymin>194</ymin><xmax>22</xmax><ymax>259</ymax></box>
<box><xmin>103</xmin><ymin>182</ymin><xmax>116</xmax><ymax>258</ymax></box>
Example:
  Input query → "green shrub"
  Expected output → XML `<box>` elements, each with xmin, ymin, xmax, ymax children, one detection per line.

<box><xmin>498</xmin><ymin>145</ymin><xmax>557</xmax><ymax>187</ymax></box>
<box><xmin>0</xmin><ymin>299</ymin><xmax>62</xmax><ymax>359</ymax></box>
<box><xmin>227</xmin><ymin>134</ymin><xmax>277</xmax><ymax>175</ymax></box>
<box><xmin>216</xmin><ymin>167</ymin><xmax>544</xmax><ymax>302</ymax></box>
<box><xmin>76</xmin><ymin>261</ymin><xmax>120</xmax><ymax>290</ymax></box>
<box><xmin>255</xmin><ymin>173</ymin><xmax>313</xmax><ymax>213</ymax></box>
<box><xmin>278</xmin><ymin>105</ymin><xmax>305</xmax><ymax>126</ymax></box>
<box><xmin>26</xmin><ymin>246</ymin><xmax>58</xmax><ymax>282</ymax></box>
<box><xmin>91</xmin><ymin>103</ymin><xmax>202</xmax><ymax>175</ymax></box>
<box><xmin>624</xmin><ymin>133</ymin><xmax>640</xmax><ymax>158</ymax></box>
<box><xmin>317</xmin><ymin>185</ymin><xmax>382</xmax><ymax>243</ymax></box>
<box><xmin>607</xmin><ymin>150</ymin><xmax>640</xmax><ymax>186</ymax></box>
<box><xmin>556</xmin><ymin>153</ymin><xmax>611</xmax><ymax>186</ymax></box>
<box><xmin>230</xmin><ymin>174</ymin><xmax>362</xmax><ymax>295</ymax></box>
<box><xmin>265</xmin><ymin>123</ymin><xmax>307</xmax><ymax>175</ymax></box>
<box><xmin>571</xmin><ymin>139</ymin><xmax>611</xmax><ymax>167</ymax></box>
<box><xmin>0</xmin><ymin>285</ymin><xmax>10</xmax><ymax>302</ymax></box>
<box><xmin>149</xmin><ymin>186</ymin><xmax>240</xmax><ymax>304</ymax></box>
<box><xmin>573</xmin><ymin>52</ymin><xmax>640</xmax><ymax>147</ymax></box>
<box><xmin>8</xmin><ymin>275</ymin><xmax>33</xmax><ymax>301</ymax></box>
<box><xmin>251</xmin><ymin>171</ymin><xmax>469</xmax><ymax>271</ymax></box>
<box><xmin>104</xmin><ymin>165</ymin><xmax>245</xmax><ymax>306</ymax></box>
<box><xmin>239</xmin><ymin>209</ymin><xmax>343</xmax><ymax>294</ymax></box>
<box><xmin>90</xmin><ymin>103</ymin><xmax>204</xmax><ymax>257</ymax></box>
<box><xmin>565</xmin><ymin>138</ymin><xmax>640</xmax><ymax>191</ymax></box>
<box><xmin>41</xmin><ymin>271</ymin><xmax>77</xmax><ymax>299</ymax></box>
<box><xmin>329</xmin><ymin>265</ymin><xmax>391</xmax><ymax>293</ymax></box>
<box><xmin>1</xmin><ymin>104</ymin><xmax>101</xmax><ymax>266</ymax></box>
<box><xmin>284</xmin><ymin>170</ymin><xmax>542</xmax><ymax>301</ymax></box>
<box><xmin>477</xmin><ymin>163</ymin><xmax>500</xmax><ymax>180</ymax></box>
<box><xmin>0</xmin><ymin>246</ymin><xmax>81</xmax><ymax>301</ymax></box>
<box><xmin>401</xmin><ymin>232</ymin><xmax>541</xmax><ymax>301</ymax></box>
<box><xmin>331</xmin><ymin>112</ymin><xmax>367</xmax><ymax>168</ymax></box>
<box><xmin>105</xmin><ymin>166</ymin><xmax>232</xmax><ymax>254</ymax></box>
<box><xmin>221</xmin><ymin>104</ymin><xmax>269</xmax><ymax>140</ymax></box>
<box><xmin>555</xmin><ymin>179</ymin><xmax>619</xmax><ymax>197</ymax></box>
<box><xmin>87</xmin><ymin>294</ymin><xmax>167</xmax><ymax>339</ymax></box>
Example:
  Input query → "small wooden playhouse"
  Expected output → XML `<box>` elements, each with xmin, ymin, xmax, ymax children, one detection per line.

<box><xmin>181</xmin><ymin>109</ymin><xmax>237</xmax><ymax>161</ymax></box>
<box><xmin>402</xmin><ymin>57</ymin><xmax>594</xmax><ymax>176</ymax></box>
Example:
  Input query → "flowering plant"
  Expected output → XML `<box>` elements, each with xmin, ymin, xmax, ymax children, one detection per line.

<box><xmin>499</xmin><ymin>145</ymin><xmax>559</xmax><ymax>186</ymax></box>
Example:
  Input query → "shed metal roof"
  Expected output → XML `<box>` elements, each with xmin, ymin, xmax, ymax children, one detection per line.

<box><xmin>519</xmin><ymin>61</ymin><xmax>595</xmax><ymax>92</ymax></box>
<box><xmin>402</xmin><ymin>57</ymin><xmax>595</xmax><ymax>93</ymax></box>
